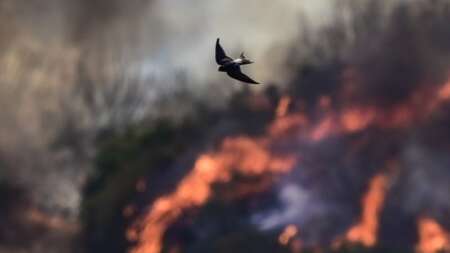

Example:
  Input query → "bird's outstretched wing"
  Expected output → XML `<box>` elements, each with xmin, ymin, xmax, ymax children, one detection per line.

<box><xmin>216</xmin><ymin>38</ymin><xmax>232</xmax><ymax>65</ymax></box>
<box><xmin>226</xmin><ymin>65</ymin><xmax>259</xmax><ymax>84</ymax></box>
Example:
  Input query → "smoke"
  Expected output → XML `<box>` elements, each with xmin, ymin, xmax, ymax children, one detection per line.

<box><xmin>250</xmin><ymin>0</ymin><xmax>450</xmax><ymax>248</ymax></box>
<box><xmin>0</xmin><ymin>1</ymin><xmax>341</xmax><ymax>252</ymax></box>
<box><xmin>2</xmin><ymin>0</ymin><xmax>450</xmax><ymax>252</ymax></box>
<box><xmin>0</xmin><ymin>0</ymin><xmax>341</xmax><ymax>213</ymax></box>
<box><xmin>140</xmin><ymin>0</ymin><xmax>305</xmax><ymax>83</ymax></box>
<box><xmin>379</xmin><ymin>120</ymin><xmax>450</xmax><ymax>249</ymax></box>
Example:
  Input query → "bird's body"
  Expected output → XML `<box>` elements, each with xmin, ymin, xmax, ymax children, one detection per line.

<box><xmin>215</xmin><ymin>38</ymin><xmax>259</xmax><ymax>84</ymax></box>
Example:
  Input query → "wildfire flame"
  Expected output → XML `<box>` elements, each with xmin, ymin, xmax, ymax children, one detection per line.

<box><xmin>437</xmin><ymin>80</ymin><xmax>450</xmax><ymax>101</ymax></box>
<box><xmin>128</xmin><ymin>137</ymin><xmax>296</xmax><ymax>253</ymax></box>
<box><xmin>279</xmin><ymin>224</ymin><xmax>299</xmax><ymax>245</ymax></box>
<box><xmin>129</xmin><ymin>76</ymin><xmax>450</xmax><ymax>253</ymax></box>
<box><xmin>416</xmin><ymin>217</ymin><xmax>450</xmax><ymax>253</ymax></box>
<box><xmin>345</xmin><ymin>174</ymin><xmax>388</xmax><ymax>247</ymax></box>
<box><xmin>276</xmin><ymin>96</ymin><xmax>291</xmax><ymax>117</ymax></box>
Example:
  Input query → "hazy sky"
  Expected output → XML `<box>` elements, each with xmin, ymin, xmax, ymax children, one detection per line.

<box><xmin>139</xmin><ymin>0</ymin><xmax>335</xmax><ymax>84</ymax></box>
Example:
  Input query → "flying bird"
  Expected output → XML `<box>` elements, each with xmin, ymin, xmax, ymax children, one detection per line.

<box><xmin>215</xmin><ymin>38</ymin><xmax>259</xmax><ymax>84</ymax></box>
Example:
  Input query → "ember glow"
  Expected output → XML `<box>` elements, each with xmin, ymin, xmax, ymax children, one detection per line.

<box><xmin>27</xmin><ymin>208</ymin><xmax>80</xmax><ymax>233</ymax></box>
<box><xmin>340</xmin><ymin>107</ymin><xmax>377</xmax><ymax>132</ymax></box>
<box><xmin>279</xmin><ymin>224</ymin><xmax>299</xmax><ymax>245</ymax></box>
<box><xmin>276</xmin><ymin>96</ymin><xmax>292</xmax><ymax>118</ymax></box>
<box><xmin>416</xmin><ymin>217</ymin><xmax>450</xmax><ymax>253</ymax></box>
<box><xmin>345</xmin><ymin>174</ymin><xmax>388</xmax><ymax>247</ymax></box>
<box><xmin>437</xmin><ymin>80</ymin><xmax>450</xmax><ymax>101</ymax></box>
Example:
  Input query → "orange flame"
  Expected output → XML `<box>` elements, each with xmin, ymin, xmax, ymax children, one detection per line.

<box><xmin>437</xmin><ymin>81</ymin><xmax>450</xmax><ymax>100</ymax></box>
<box><xmin>416</xmin><ymin>217</ymin><xmax>450</xmax><ymax>253</ymax></box>
<box><xmin>311</xmin><ymin>116</ymin><xmax>335</xmax><ymax>141</ymax></box>
<box><xmin>129</xmin><ymin>76</ymin><xmax>450</xmax><ymax>253</ymax></box>
<box><xmin>346</xmin><ymin>174</ymin><xmax>388</xmax><ymax>247</ymax></box>
<box><xmin>276</xmin><ymin>96</ymin><xmax>292</xmax><ymax>117</ymax></box>
<box><xmin>340</xmin><ymin>107</ymin><xmax>377</xmax><ymax>132</ymax></box>
<box><xmin>279</xmin><ymin>224</ymin><xmax>299</xmax><ymax>245</ymax></box>
<box><xmin>128</xmin><ymin>137</ymin><xmax>296</xmax><ymax>253</ymax></box>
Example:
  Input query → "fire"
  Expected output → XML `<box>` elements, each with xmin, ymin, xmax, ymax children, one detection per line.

<box><xmin>128</xmin><ymin>137</ymin><xmax>296</xmax><ymax>253</ymax></box>
<box><xmin>311</xmin><ymin>116</ymin><xmax>334</xmax><ymax>141</ymax></box>
<box><xmin>416</xmin><ymin>217</ymin><xmax>450</xmax><ymax>253</ymax></box>
<box><xmin>279</xmin><ymin>224</ymin><xmax>299</xmax><ymax>245</ymax></box>
<box><xmin>340</xmin><ymin>107</ymin><xmax>377</xmax><ymax>132</ymax></box>
<box><xmin>276</xmin><ymin>96</ymin><xmax>291</xmax><ymax>117</ymax></box>
<box><xmin>438</xmin><ymin>81</ymin><xmax>450</xmax><ymax>100</ymax></box>
<box><xmin>319</xmin><ymin>95</ymin><xmax>332</xmax><ymax>108</ymax></box>
<box><xmin>269</xmin><ymin>114</ymin><xmax>308</xmax><ymax>136</ymax></box>
<box><xmin>129</xmin><ymin>76</ymin><xmax>450</xmax><ymax>253</ymax></box>
<box><xmin>345</xmin><ymin>174</ymin><xmax>388</xmax><ymax>247</ymax></box>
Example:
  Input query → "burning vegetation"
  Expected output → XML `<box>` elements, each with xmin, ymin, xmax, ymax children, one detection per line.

<box><xmin>1</xmin><ymin>1</ymin><xmax>450</xmax><ymax>253</ymax></box>
<box><xmin>344</xmin><ymin>174</ymin><xmax>388</xmax><ymax>247</ymax></box>
<box><xmin>417</xmin><ymin>217</ymin><xmax>450</xmax><ymax>253</ymax></box>
<box><xmin>123</xmin><ymin>2</ymin><xmax>450</xmax><ymax>253</ymax></box>
<box><xmin>127</xmin><ymin>76</ymin><xmax>450</xmax><ymax>252</ymax></box>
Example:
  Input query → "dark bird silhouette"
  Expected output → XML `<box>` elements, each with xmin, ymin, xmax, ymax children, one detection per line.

<box><xmin>215</xmin><ymin>38</ymin><xmax>259</xmax><ymax>84</ymax></box>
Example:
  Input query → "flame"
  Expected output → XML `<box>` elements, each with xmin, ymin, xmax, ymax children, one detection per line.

<box><xmin>416</xmin><ymin>217</ymin><xmax>450</xmax><ymax>253</ymax></box>
<box><xmin>319</xmin><ymin>95</ymin><xmax>332</xmax><ymax>109</ymax></box>
<box><xmin>437</xmin><ymin>81</ymin><xmax>450</xmax><ymax>100</ymax></box>
<box><xmin>269</xmin><ymin>114</ymin><xmax>308</xmax><ymax>136</ymax></box>
<box><xmin>129</xmin><ymin>76</ymin><xmax>450</xmax><ymax>253</ymax></box>
<box><xmin>345</xmin><ymin>174</ymin><xmax>388</xmax><ymax>247</ymax></box>
<box><xmin>311</xmin><ymin>116</ymin><xmax>335</xmax><ymax>141</ymax></box>
<box><xmin>340</xmin><ymin>107</ymin><xmax>377</xmax><ymax>132</ymax></box>
<box><xmin>276</xmin><ymin>96</ymin><xmax>291</xmax><ymax>117</ymax></box>
<box><xmin>128</xmin><ymin>137</ymin><xmax>296</xmax><ymax>253</ymax></box>
<box><xmin>279</xmin><ymin>224</ymin><xmax>299</xmax><ymax>245</ymax></box>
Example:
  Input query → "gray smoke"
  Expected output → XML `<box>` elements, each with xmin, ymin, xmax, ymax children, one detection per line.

<box><xmin>4</xmin><ymin>0</ymin><xmax>449</xmax><ymax>252</ymax></box>
<box><xmin>0</xmin><ymin>0</ymin><xmax>341</xmax><ymax>215</ymax></box>
<box><xmin>251</xmin><ymin>0</ymin><xmax>450</xmax><ymax>249</ymax></box>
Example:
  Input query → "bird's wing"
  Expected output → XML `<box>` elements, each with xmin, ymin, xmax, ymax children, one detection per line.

<box><xmin>216</xmin><ymin>38</ymin><xmax>233</xmax><ymax>65</ymax></box>
<box><xmin>226</xmin><ymin>65</ymin><xmax>260</xmax><ymax>84</ymax></box>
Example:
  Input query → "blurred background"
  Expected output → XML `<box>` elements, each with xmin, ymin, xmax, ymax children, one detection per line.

<box><xmin>0</xmin><ymin>0</ymin><xmax>449</xmax><ymax>253</ymax></box>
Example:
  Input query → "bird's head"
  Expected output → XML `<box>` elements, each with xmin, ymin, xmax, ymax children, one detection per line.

<box><xmin>218</xmin><ymin>66</ymin><xmax>225</xmax><ymax>72</ymax></box>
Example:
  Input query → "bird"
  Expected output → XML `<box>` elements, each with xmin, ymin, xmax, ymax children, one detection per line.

<box><xmin>215</xmin><ymin>38</ymin><xmax>259</xmax><ymax>84</ymax></box>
